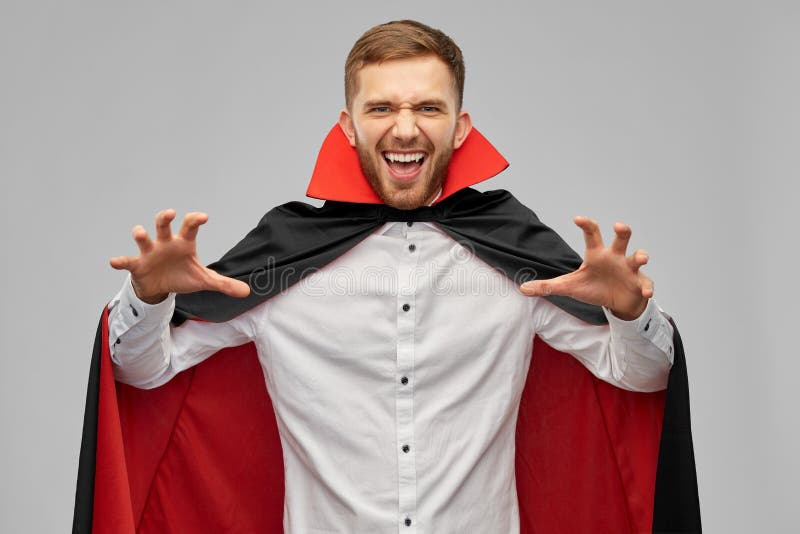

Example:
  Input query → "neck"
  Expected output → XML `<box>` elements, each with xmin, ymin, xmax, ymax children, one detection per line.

<box><xmin>425</xmin><ymin>187</ymin><xmax>443</xmax><ymax>207</ymax></box>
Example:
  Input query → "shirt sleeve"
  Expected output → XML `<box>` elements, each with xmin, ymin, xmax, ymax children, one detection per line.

<box><xmin>107</xmin><ymin>273</ymin><xmax>256</xmax><ymax>389</ymax></box>
<box><xmin>531</xmin><ymin>297</ymin><xmax>674</xmax><ymax>392</ymax></box>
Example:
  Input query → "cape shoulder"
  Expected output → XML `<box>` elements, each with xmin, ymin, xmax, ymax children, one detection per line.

<box><xmin>173</xmin><ymin>188</ymin><xmax>603</xmax><ymax>325</ymax></box>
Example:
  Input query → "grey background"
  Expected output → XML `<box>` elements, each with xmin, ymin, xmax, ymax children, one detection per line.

<box><xmin>1</xmin><ymin>1</ymin><xmax>797</xmax><ymax>532</ymax></box>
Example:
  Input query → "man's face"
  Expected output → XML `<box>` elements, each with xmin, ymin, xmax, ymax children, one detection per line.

<box><xmin>339</xmin><ymin>56</ymin><xmax>472</xmax><ymax>209</ymax></box>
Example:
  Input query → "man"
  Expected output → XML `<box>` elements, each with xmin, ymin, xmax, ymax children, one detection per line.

<box><xmin>76</xmin><ymin>20</ymin><xmax>699</xmax><ymax>533</ymax></box>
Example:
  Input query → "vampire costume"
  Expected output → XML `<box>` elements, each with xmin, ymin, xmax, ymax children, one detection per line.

<box><xmin>74</xmin><ymin>125</ymin><xmax>701</xmax><ymax>533</ymax></box>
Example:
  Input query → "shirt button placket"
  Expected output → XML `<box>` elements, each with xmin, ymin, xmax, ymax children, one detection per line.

<box><xmin>396</xmin><ymin>222</ymin><xmax>419</xmax><ymax>531</ymax></box>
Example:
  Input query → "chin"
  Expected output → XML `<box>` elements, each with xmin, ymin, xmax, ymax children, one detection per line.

<box><xmin>382</xmin><ymin>192</ymin><xmax>428</xmax><ymax>210</ymax></box>
<box><xmin>373</xmin><ymin>179</ymin><xmax>440</xmax><ymax>210</ymax></box>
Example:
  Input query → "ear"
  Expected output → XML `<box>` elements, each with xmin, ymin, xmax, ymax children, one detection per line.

<box><xmin>338</xmin><ymin>109</ymin><xmax>357</xmax><ymax>147</ymax></box>
<box><xmin>453</xmin><ymin>111</ymin><xmax>473</xmax><ymax>149</ymax></box>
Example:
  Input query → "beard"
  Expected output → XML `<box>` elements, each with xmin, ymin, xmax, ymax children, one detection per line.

<box><xmin>355</xmin><ymin>135</ymin><xmax>454</xmax><ymax>210</ymax></box>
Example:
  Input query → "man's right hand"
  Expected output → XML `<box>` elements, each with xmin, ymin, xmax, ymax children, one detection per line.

<box><xmin>109</xmin><ymin>210</ymin><xmax>251</xmax><ymax>304</ymax></box>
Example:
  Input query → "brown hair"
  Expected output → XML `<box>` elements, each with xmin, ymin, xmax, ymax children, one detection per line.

<box><xmin>344</xmin><ymin>20</ymin><xmax>465</xmax><ymax>110</ymax></box>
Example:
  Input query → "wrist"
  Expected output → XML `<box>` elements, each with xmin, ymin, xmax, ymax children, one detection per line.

<box><xmin>609</xmin><ymin>298</ymin><xmax>648</xmax><ymax>321</ymax></box>
<box><xmin>131</xmin><ymin>278</ymin><xmax>169</xmax><ymax>305</ymax></box>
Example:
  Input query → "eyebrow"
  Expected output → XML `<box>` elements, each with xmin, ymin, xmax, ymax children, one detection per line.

<box><xmin>362</xmin><ymin>99</ymin><xmax>449</xmax><ymax>110</ymax></box>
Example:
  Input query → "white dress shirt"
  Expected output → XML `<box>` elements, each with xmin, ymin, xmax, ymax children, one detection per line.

<box><xmin>109</xmin><ymin>220</ymin><xmax>674</xmax><ymax>534</ymax></box>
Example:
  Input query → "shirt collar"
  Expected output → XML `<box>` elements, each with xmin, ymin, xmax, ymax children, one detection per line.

<box><xmin>375</xmin><ymin>220</ymin><xmax>440</xmax><ymax>236</ymax></box>
<box><xmin>374</xmin><ymin>187</ymin><xmax>442</xmax><ymax>235</ymax></box>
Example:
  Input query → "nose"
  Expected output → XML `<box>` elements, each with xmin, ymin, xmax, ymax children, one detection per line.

<box><xmin>392</xmin><ymin>109</ymin><xmax>419</xmax><ymax>142</ymax></box>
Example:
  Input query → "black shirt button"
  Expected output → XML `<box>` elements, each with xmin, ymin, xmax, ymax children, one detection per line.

<box><xmin>405</xmin><ymin>517</ymin><xmax>412</xmax><ymax>526</ymax></box>
<box><xmin>129</xmin><ymin>304</ymin><xmax>139</xmax><ymax>317</ymax></box>
<box><xmin>402</xmin><ymin>303</ymin><xmax>410</xmax><ymax>312</ymax></box>
<box><xmin>406</xmin><ymin>221</ymin><xmax>413</xmax><ymax>227</ymax></box>
<box><xmin>402</xmin><ymin>444</ymin><xmax>410</xmax><ymax>453</ymax></box>
<box><xmin>401</xmin><ymin>376</ymin><xmax>409</xmax><ymax>385</ymax></box>
<box><xmin>408</xmin><ymin>243</ymin><xmax>416</xmax><ymax>252</ymax></box>
<box><xmin>115</xmin><ymin>338</ymin><xmax>121</xmax><ymax>345</ymax></box>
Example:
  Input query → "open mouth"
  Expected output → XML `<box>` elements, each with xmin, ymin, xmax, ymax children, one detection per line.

<box><xmin>382</xmin><ymin>151</ymin><xmax>427</xmax><ymax>181</ymax></box>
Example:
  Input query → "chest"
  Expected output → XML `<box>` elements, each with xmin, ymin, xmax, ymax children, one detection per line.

<box><xmin>254</xmin><ymin>225</ymin><xmax>534</xmax><ymax>417</ymax></box>
<box><xmin>269</xmin><ymin>228</ymin><xmax>528</xmax><ymax>350</ymax></box>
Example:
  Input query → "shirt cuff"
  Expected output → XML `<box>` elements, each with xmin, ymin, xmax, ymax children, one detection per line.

<box><xmin>602</xmin><ymin>298</ymin><xmax>675</xmax><ymax>363</ymax></box>
<box><xmin>114</xmin><ymin>273</ymin><xmax>176</xmax><ymax>330</ymax></box>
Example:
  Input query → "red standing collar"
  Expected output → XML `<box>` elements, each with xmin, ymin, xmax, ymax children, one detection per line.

<box><xmin>305</xmin><ymin>124</ymin><xmax>509</xmax><ymax>204</ymax></box>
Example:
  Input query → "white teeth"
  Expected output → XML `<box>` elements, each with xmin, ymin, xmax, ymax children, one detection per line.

<box><xmin>384</xmin><ymin>152</ymin><xmax>425</xmax><ymax>163</ymax></box>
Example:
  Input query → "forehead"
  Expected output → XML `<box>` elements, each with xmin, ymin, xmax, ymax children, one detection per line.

<box><xmin>353</xmin><ymin>56</ymin><xmax>456</xmax><ymax>105</ymax></box>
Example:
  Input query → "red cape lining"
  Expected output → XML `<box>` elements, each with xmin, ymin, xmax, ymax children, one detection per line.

<box><xmin>95</xmin><ymin>307</ymin><xmax>665</xmax><ymax>532</ymax></box>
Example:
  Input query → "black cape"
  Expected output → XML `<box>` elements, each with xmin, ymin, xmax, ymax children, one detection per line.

<box><xmin>75</xmin><ymin>187</ymin><xmax>700</xmax><ymax>533</ymax></box>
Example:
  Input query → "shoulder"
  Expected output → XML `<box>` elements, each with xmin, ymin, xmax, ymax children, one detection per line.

<box><xmin>445</xmin><ymin>187</ymin><xmax>544</xmax><ymax>223</ymax></box>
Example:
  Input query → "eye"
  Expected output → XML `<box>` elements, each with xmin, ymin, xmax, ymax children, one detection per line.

<box><xmin>419</xmin><ymin>106</ymin><xmax>439</xmax><ymax>113</ymax></box>
<box><xmin>370</xmin><ymin>106</ymin><xmax>391</xmax><ymax>113</ymax></box>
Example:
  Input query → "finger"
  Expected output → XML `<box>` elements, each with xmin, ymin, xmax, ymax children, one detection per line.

<box><xmin>627</xmin><ymin>248</ymin><xmax>649</xmax><ymax>271</ymax></box>
<box><xmin>610</xmin><ymin>222</ymin><xmax>631</xmax><ymax>255</ymax></box>
<box><xmin>179</xmin><ymin>212</ymin><xmax>208</xmax><ymax>241</ymax></box>
<box><xmin>574</xmin><ymin>216</ymin><xmax>604</xmax><ymax>250</ymax></box>
<box><xmin>209</xmin><ymin>272</ymin><xmax>251</xmax><ymax>298</ymax></box>
<box><xmin>519</xmin><ymin>274</ymin><xmax>574</xmax><ymax>298</ymax></box>
<box><xmin>109</xmin><ymin>255</ymin><xmax>138</xmax><ymax>271</ymax></box>
<box><xmin>132</xmin><ymin>225</ymin><xmax>154</xmax><ymax>254</ymax></box>
<box><xmin>155</xmin><ymin>209</ymin><xmax>176</xmax><ymax>241</ymax></box>
<box><xmin>640</xmin><ymin>273</ymin><xmax>654</xmax><ymax>298</ymax></box>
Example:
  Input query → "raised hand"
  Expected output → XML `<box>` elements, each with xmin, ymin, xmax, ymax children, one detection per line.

<box><xmin>109</xmin><ymin>210</ymin><xmax>251</xmax><ymax>304</ymax></box>
<box><xmin>519</xmin><ymin>217</ymin><xmax>653</xmax><ymax>320</ymax></box>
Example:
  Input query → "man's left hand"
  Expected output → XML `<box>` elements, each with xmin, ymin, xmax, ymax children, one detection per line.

<box><xmin>519</xmin><ymin>217</ymin><xmax>653</xmax><ymax>321</ymax></box>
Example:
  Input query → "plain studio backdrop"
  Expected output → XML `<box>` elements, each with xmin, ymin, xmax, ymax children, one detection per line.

<box><xmin>1</xmin><ymin>1</ymin><xmax>797</xmax><ymax>532</ymax></box>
